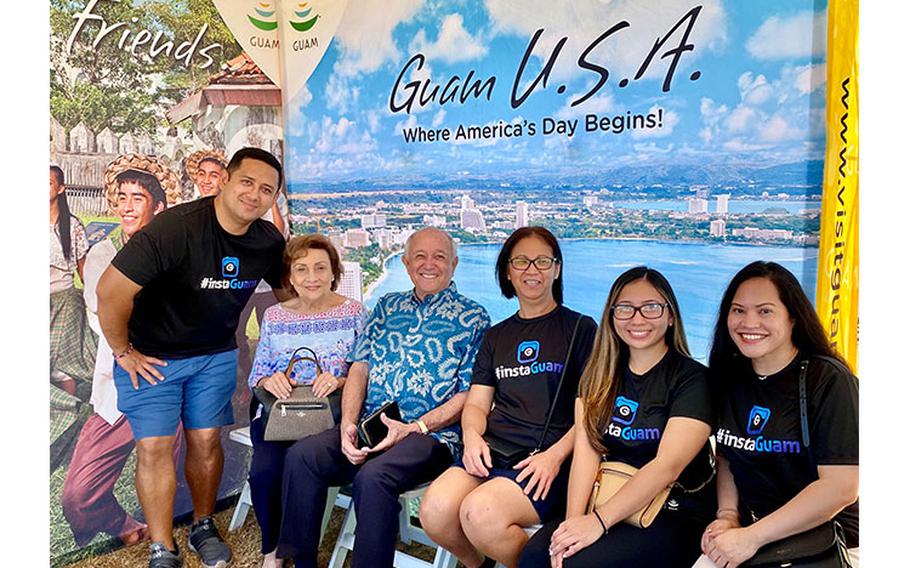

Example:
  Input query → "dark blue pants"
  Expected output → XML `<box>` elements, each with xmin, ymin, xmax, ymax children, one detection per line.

<box><xmin>276</xmin><ymin>425</ymin><xmax>453</xmax><ymax>568</ymax></box>
<box><xmin>248</xmin><ymin>417</ymin><xmax>295</xmax><ymax>553</ymax></box>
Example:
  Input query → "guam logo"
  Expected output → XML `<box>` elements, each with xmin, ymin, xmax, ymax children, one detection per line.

<box><xmin>248</xmin><ymin>2</ymin><xmax>279</xmax><ymax>31</ymax></box>
<box><xmin>290</xmin><ymin>2</ymin><xmax>320</xmax><ymax>32</ymax></box>
<box><xmin>222</xmin><ymin>257</ymin><xmax>239</xmax><ymax>278</ymax></box>
<box><xmin>516</xmin><ymin>341</ymin><xmax>540</xmax><ymax>364</ymax></box>
<box><xmin>746</xmin><ymin>405</ymin><xmax>771</xmax><ymax>436</ymax></box>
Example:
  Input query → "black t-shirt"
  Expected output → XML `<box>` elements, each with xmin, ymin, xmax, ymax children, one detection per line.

<box><xmin>598</xmin><ymin>350</ymin><xmax>716</xmax><ymax>518</ymax></box>
<box><xmin>472</xmin><ymin>305</ymin><xmax>597</xmax><ymax>450</ymax></box>
<box><xmin>112</xmin><ymin>197</ymin><xmax>285</xmax><ymax>358</ymax></box>
<box><xmin>715</xmin><ymin>354</ymin><xmax>859</xmax><ymax>543</ymax></box>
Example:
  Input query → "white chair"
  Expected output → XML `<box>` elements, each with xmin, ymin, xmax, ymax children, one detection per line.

<box><xmin>227</xmin><ymin>426</ymin><xmax>345</xmax><ymax>541</ymax></box>
<box><xmin>328</xmin><ymin>484</ymin><xmax>458</xmax><ymax>568</ymax></box>
<box><xmin>493</xmin><ymin>525</ymin><xmax>542</xmax><ymax>568</ymax></box>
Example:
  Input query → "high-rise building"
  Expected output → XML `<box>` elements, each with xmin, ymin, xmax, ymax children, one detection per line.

<box><xmin>459</xmin><ymin>194</ymin><xmax>475</xmax><ymax>210</ymax></box>
<box><xmin>337</xmin><ymin>261</ymin><xmax>364</xmax><ymax>302</ymax></box>
<box><xmin>583</xmin><ymin>196</ymin><xmax>599</xmax><ymax>208</ymax></box>
<box><xmin>716</xmin><ymin>194</ymin><xmax>730</xmax><ymax>215</ymax></box>
<box><xmin>710</xmin><ymin>218</ymin><xmax>726</xmax><ymax>237</ymax></box>
<box><xmin>515</xmin><ymin>201</ymin><xmax>529</xmax><ymax>228</ymax></box>
<box><xmin>361</xmin><ymin>213</ymin><xmax>387</xmax><ymax>229</ymax></box>
<box><xmin>460</xmin><ymin>208</ymin><xmax>486</xmax><ymax>231</ymax></box>
<box><xmin>376</xmin><ymin>229</ymin><xmax>391</xmax><ymax>250</ymax></box>
<box><xmin>688</xmin><ymin>198</ymin><xmax>708</xmax><ymax>214</ymax></box>
<box><xmin>344</xmin><ymin>228</ymin><xmax>371</xmax><ymax>248</ymax></box>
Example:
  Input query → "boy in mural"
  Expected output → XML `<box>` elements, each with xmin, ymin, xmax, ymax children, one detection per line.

<box><xmin>62</xmin><ymin>159</ymin><xmax>182</xmax><ymax>547</ymax></box>
<box><xmin>97</xmin><ymin>148</ymin><xmax>287</xmax><ymax>568</ymax></box>
<box><xmin>186</xmin><ymin>149</ymin><xmax>228</xmax><ymax>199</ymax></box>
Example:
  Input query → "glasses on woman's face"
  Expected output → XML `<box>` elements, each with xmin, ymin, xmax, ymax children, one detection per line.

<box><xmin>610</xmin><ymin>302</ymin><xmax>669</xmax><ymax>320</ymax></box>
<box><xmin>508</xmin><ymin>256</ymin><xmax>558</xmax><ymax>271</ymax></box>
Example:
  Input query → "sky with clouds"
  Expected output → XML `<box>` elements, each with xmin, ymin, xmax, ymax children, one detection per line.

<box><xmin>285</xmin><ymin>0</ymin><xmax>828</xmax><ymax>188</ymax></box>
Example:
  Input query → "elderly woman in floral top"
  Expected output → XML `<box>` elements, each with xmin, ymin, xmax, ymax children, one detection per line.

<box><xmin>247</xmin><ymin>234</ymin><xmax>367</xmax><ymax>568</ymax></box>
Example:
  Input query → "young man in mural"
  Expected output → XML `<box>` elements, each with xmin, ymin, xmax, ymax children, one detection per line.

<box><xmin>276</xmin><ymin>227</ymin><xmax>491</xmax><ymax>568</ymax></box>
<box><xmin>190</xmin><ymin>152</ymin><xmax>228</xmax><ymax>199</ymax></box>
<box><xmin>97</xmin><ymin>147</ymin><xmax>287</xmax><ymax>568</ymax></box>
<box><xmin>63</xmin><ymin>165</ymin><xmax>178</xmax><ymax>548</ymax></box>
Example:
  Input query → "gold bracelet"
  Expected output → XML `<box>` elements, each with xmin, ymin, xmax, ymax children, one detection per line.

<box><xmin>415</xmin><ymin>419</ymin><xmax>429</xmax><ymax>434</ymax></box>
<box><xmin>716</xmin><ymin>508</ymin><xmax>739</xmax><ymax>520</ymax></box>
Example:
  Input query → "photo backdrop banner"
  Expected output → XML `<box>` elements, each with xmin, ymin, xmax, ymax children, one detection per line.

<box><xmin>49</xmin><ymin>0</ymin><xmax>834</xmax><ymax>563</ymax></box>
<box><xmin>281</xmin><ymin>0</ymin><xmax>829</xmax><ymax>361</ymax></box>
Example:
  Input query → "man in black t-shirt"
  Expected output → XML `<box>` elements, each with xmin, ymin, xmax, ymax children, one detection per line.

<box><xmin>97</xmin><ymin>148</ymin><xmax>287</xmax><ymax>568</ymax></box>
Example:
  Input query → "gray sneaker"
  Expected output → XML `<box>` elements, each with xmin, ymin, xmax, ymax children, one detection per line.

<box><xmin>188</xmin><ymin>516</ymin><xmax>232</xmax><ymax>568</ymax></box>
<box><xmin>148</xmin><ymin>542</ymin><xmax>183</xmax><ymax>568</ymax></box>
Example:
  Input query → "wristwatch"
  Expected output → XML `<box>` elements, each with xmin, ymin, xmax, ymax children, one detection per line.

<box><xmin>415</xmin><ymin>419</ymin><xmax>429</xmax><ymax>435</ymax></box>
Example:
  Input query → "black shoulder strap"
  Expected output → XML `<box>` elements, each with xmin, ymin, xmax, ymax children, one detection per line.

<box><xmin>534</xmin><ymin>314</ymin><xmax>583</xmax><ymax>453</ymax></box>
<box><xmin>798</xmin><ymin>359</ymin><xmax>811</xmax><ymax>449</ymax></box>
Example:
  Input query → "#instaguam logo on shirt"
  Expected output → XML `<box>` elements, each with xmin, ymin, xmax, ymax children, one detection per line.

<box><xmin>606</xmin><ymin>396</ymin><xmax>660</xmax><ymax>441</ymax></box>
<box><xmin>494</xmin><ymin>340</ymin><xmax>564</xmax><ymax>380</ymax></box>
<box><xmin>200</xmin><ymin>256</ymin><xmax>258</xmax><ymax>290</ymax></box>
<box><xmin>716</xmin><ymin>405</ymin><xmax>802</xmax><ymax>454</ymax></box>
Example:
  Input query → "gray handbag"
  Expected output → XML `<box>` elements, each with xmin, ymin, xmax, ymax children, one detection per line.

<box><xmin>253</xmin><ymin>346</ymin><xmax>342</xmax><ymax>441</ymax></box>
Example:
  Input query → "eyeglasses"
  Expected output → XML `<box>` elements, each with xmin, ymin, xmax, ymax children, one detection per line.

<box><xmin>610</xmin><ymin>303</ymin><xmax>669</xmax><ymax>320</ymax></box>
<box><xmin>508</xmin><ymin>256</ymin><xmax>558</xmax><ymax>271</ymax></box>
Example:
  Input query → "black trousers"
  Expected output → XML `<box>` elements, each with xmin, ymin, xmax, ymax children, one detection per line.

<box><xmin>519</xmin><ymin>510</ymin><xmax>708</xmax><ymax>568</ymax></box>
<box><xmin>248</xmin><ymin>416</ymin><xmax>296</xmax><ymax>553</ymax></box>
<box><xmin>276</xmin><ymin>425</ymin><xmax>453</xmax><ymax>568</ymax></box>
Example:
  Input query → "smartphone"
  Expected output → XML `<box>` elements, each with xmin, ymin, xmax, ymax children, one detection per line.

<box><xmin>357</xmin><ymin>401</ymin><xmax>401</xmax><ymax>448</ymax></box>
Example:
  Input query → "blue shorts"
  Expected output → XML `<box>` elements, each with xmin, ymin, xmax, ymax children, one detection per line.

<box><xmin>114</xmin><ymin>350</ymin><xmax>237</xmax><ymax>440</ymax></box>
<box><xmin>452</xmin><ymin>458</ymin><xmax>571</xmax><ymax>523</ymax></box>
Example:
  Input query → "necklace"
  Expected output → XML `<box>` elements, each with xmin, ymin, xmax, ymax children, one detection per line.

<box><xmin>756</xmin><ymin>374</ymin><xmax>769</xmax><ymax>381</ymax></box>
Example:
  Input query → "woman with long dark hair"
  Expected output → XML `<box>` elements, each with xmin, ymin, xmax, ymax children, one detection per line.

<box><xmin>420</xmin><ymin>226</ymin><xmax>597</xmax><ymax>568</ymax></box>
<box><xmin>49</xmin><ymin>165</ymin><xmax>95</xmax><ymax>391</ymax></box>
<box><xmin>695</xmin><ymin>261</ymin><xmax>858</xmax><ymax>567</ymax></box>
<box><xmin>520</xmin><ymin>266</ymin><xmax>716</xmax><ymax>568</ymax></box>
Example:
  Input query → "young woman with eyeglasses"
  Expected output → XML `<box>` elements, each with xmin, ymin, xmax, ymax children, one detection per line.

<box><xmin>519</xmin><ymin>266</ymin><xmax>716</xmax><ymax>568</ymax></box>
<box><xmin>420</xmin><ymin>226</ymin><xmax>597</xmax><ymax>568</ymax></box>
<box><xmin>693</xmin><ymin>261</ymin><xmax>858</xmax><ymax>568</ymax></box>
<box><xmin>247</xmin><ymin>234</ymin><xmax>368</xmax><ymax>568</ymax></box>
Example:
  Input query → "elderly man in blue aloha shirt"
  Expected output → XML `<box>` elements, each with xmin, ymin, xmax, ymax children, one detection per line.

<box><xmin>276</xmin><ymin>227</ymin><xmax>491</xmax><ymax>568</ymax></box>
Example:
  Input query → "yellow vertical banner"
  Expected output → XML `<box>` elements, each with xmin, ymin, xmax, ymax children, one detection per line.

<box><xmin>817</xmin><ymin>0</ymin><xmax>859</xmax><ymax>370</ymax></box>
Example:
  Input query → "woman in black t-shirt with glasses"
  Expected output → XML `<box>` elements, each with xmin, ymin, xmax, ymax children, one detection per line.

<box><xmin>694</xmin><ymin>261</ymin><xmax>859</xmax><ymax>568</ymax></box>
<box><xmin>420</xmin><ymin>226</ymin><xmax>597</xmax><ymax>568</ymax></box>
<box><xmin>520</xmin><ymin>266</ymin><xmax>716</xmax><ymax>568</ymax></box>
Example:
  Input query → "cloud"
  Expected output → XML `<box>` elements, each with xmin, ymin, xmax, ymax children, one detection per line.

<box><xmin>333</xmin><ymin>0</ymin><xmax>423</xmax><ymax>76</ymax></box>
<box><xmin>313</xmin><ymin>116</ymin><xmax>378</xmax><ymax>155</ymax></box>
<box><xmin>738</xmin><ymin>73</ymin><xmax>773</xmax><ymax>106</ymax></box>
<box><xmin>432</xmin><ymin>109</ymin><xmax>446</xmax><ymax>127</ymax></box>
<box><xmin>699</xmin><ymin>61</ymin><xmax>825</xmax><ymax>154</ymax></box>
<box><xmin>484</xmin><ymin>0</ymin><xmax>728</xmax><ymax>82</ymax></box>
<box><xmin>286</xmin><ymin>86</ymin><xmax>313</xmax><ymax>136</ymax></box>
<box><xmin>786</xmin><ymin>63</ymin><xmax>826</xmax><ymax>96</ymax></box>
<box><xmin>726</xmin><ymin>106</ymin><xmax>755</xmax><ymax>133</ymax></box>
<box><xmin>325</xmin><ymin>74</ymin><xmax>359</xmax><ymax>114</ymax></box>
<box><xmin>632</xmin><ymin>105</ymin><xmax>680</xmax><ymax>139</ymax></box>
<box><xmin>409</xmin><ymin>14</ymin><xmax>488</xmax><ymax>63</ymax></box>
<box><xmin>757</xmin><ymin>114</ymin><xmax>802</xmax><ymax>143</ymax></box>
<box><xmin>746</xmin><ymin>11</ymin><xmax>826</xmax><ymax>60</ymax></box>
